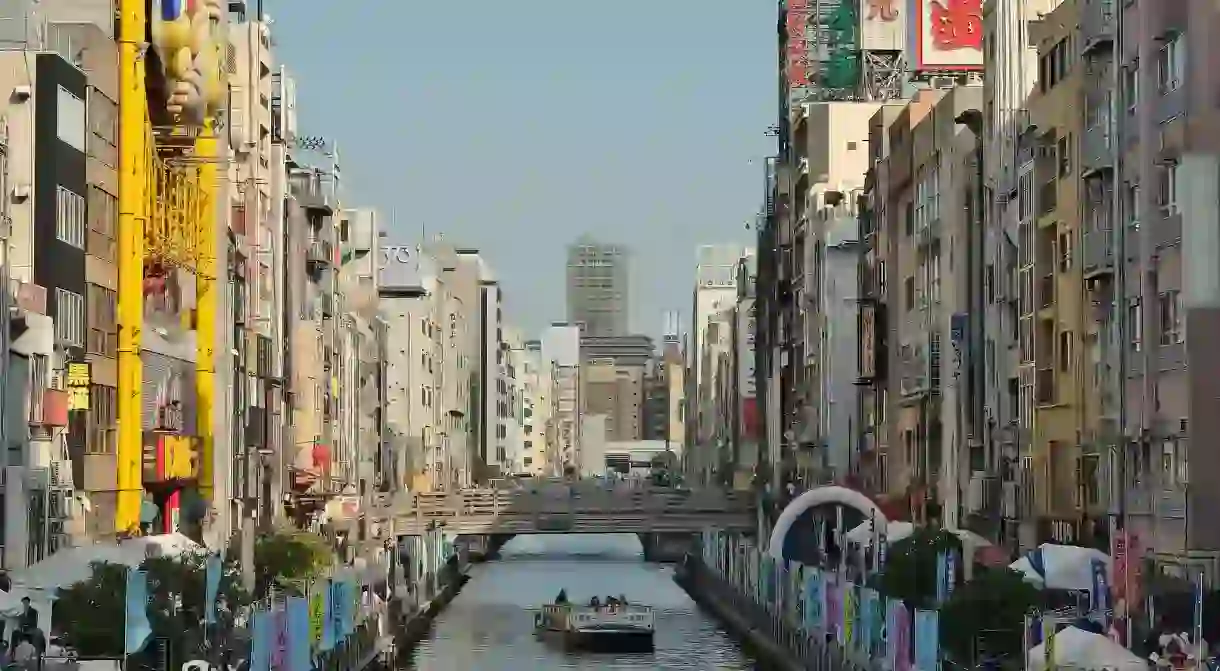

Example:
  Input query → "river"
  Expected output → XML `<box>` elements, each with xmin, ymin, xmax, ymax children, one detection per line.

<box><xmin>402</xmin><ymin>533</ymin><xmax>757</xmax><ymax>670</ymax></box>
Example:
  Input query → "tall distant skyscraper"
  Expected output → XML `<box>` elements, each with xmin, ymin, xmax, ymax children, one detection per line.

<box><xmin>565</xmin><ymin>236</ymin><xmax>629</xmax><ymax>337</ymax></box>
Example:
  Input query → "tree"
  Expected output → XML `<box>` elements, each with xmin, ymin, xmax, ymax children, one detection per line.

<box><xmin>252</xmin><ymin>528</ymin><xmax>334</xmax><ymax>597</ymax></box>
<box><xmin>53</xmin><ymin>554</ymin><xmax>250</xmax><ymax>668</ymax></box>
<box><xmin>868</xmin><ymin>527</ymin><xmax>960</xmax><ymax>610</ymax></box>
<box><xmin>939</xmin><ymin>567</ymin><xmax>1043</xmax><ymax>665</ymax></box>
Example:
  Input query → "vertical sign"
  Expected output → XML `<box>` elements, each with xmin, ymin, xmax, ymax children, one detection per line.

<box><xmin>66</xmin><ymin>361</ymin><xmax>91</xmax><ymax>411</ymax></box>
<box><xmin>786</xmin><ymin>0</ymin><xmax>813</xmax><ymax>104</ymax></box>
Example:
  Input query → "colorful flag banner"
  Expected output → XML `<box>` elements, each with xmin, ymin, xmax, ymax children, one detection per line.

<box><xmin>914</xmin><ymin>609</ymin><xmax>940</xmax><ymax>671</ymax></box>
<box><xmin>858</xmin><ymin>587</ymin><xmax>876</xmax><ymax>657</ymax></box>
<box><xmin>124</xmin><ymin>568</ymin><xmax>152</xmax><ymax>655</ymax></box>
<box><xmin>805</xmin><ymin>569</ymin><xmax>825</xmax><ymax>632</ymax></box>
<box><xmin>895</xmin><ymin>600</ymin><xmax>912</xmax><ymax>671</ymax></box>
<box><xmin>286</xmin><ymin>596</ymin><xmax>312</xmax><ymax>671</ymax></box>
<box><xmin>204</xmin><ymin>553</ymin><xmax>223</xmax><ymax>625</ymax></box>
<box><xmin>843</xmin><ymin>583</ymin><xmax>857</xmax><ymax>648</ymax></box>
<box><xmin>271</xmin><ymin>606</ymin><xmax>288</xmax><ymax>670</ymax></box>
<box><xmin>250</xmin><ymin>609</ymin><xmax>273</xmax><ymax>671</ymax></box>
<box><xmin>321</xmin><ymin>579</ymin><xmax>337</xmax><ymax>651</ymax></box>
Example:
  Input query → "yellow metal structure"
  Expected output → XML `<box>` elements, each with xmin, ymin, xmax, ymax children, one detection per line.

<box><xmin>116</xmin><ymin>0</ymin><xmax>148</xmax><ymax>532</ymax></box>
<box><xmin>118</xmin><ymin>0</ymin><xmax>222</xmax><ymax>533</ymax></box>
<box><xmin>195</xmin><ymin>122</ymin><xmax>217</xmax><ymax>507</ymax></box>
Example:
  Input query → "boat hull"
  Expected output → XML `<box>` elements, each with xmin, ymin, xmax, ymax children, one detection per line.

<box><xmin>536</xmin><ymin>626</ymin><xmax>655</xmax><ymax>652</ymax></box>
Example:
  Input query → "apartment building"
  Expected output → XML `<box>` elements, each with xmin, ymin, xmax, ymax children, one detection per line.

<box><xmin>687</xmin><ymin>245</ymin><xmax>748</xmax><ymax>485</ymax></box>
<box><xmin>520</xmin><ymin>340</ymin><xmax>555</xmax><ymax>476</ymax></box>
<box><xmin>502</xmin><ymin>327</ymin><xmax>526</xmax><ymax>474</ymax></box>
<box><xmin>542</xmin><ymin>323</ymin><xmax>581</xmax><ymax>472</ymax></box>
<box><xmin>475</xmin><ymin>269</ymin><xmax>504</xmax><ymax>478</ymax></box>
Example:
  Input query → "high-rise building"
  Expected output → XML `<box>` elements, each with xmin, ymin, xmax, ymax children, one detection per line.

<box><xmin>565</xmin><ymin>236</ymin><xmax>629</xmax><ymax>337</ymax></box>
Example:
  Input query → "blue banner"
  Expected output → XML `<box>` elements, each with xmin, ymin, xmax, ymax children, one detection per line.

<box><xmin>321</xmin><ymin>579</ymin><xmax>337</xmax><ymax>651</ymax></box>
<box><xmin>805</xmin><ymin>569</ymin><xmax>825</xmax><ymax>631</ymax></box>
<box><xmin>249</xmin><ymin>609</ymin><xmax>273</xmax><ymax>671</ymax></box>
<box><xmin>859</xmin><ymin>588</ymin><xmax>876</xmax><ymax>657</ymax></box>
<box><xmin>945</xmin><ymin>550</ymin><xmax>956</xmax><ymax>601</ymax></box>
<box><xmin>124</xmin><ymin>568</ymin><xmax>152</xmax><ymax>655</ymax></box>
<box><xmin>914</xmin><ymin>609</ymin><xmax>940</xmax><ymax>671</ymax></box>
<box><xmin>204</xmin><ymin>553</ymin><xmax>223</xmax><ymax>625</ymax></box>
<box><xmin>286</xmin><ymin>596</ymin><xmax>312</xmax><ymax>671</ymax></box>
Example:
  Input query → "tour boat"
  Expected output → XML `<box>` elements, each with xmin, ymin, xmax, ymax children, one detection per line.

<box><xmin>534</xmin><ymin>598</ymin><xmax>655</xmax><ymax>652</ymax></box>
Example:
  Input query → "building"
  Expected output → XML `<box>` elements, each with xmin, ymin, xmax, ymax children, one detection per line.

<box><xmin>520</xmin><ymin>339</ymin><xmax>555</xmax><ymax>476</ymax></box>
<box><xmin>730</xmin><ymin>256</ymin><xmax>759</xmax><ymax>491</ymax></box>
<box><xmin>565</xmin><ymin>236</ymin><xmax>629</xmax><ymax>337</ymax></box>
<box><xmin>501</xmin><ymin>327</ymin><xmax>527</xmax><ymax>474</ymax></box>
<box><xmin>542</xmin><ymin>323</ymin><xmax>581</xmax><ymax>473</ymax></box>
<box><xmin>581</xmin><ymin>359</ymin><xmax>643</xmax><ymax>442</ymax></box>
<box><xmin>686</xmin><ymin>245</ymin><xmax>750</xmax><ymax>485</ymax></box>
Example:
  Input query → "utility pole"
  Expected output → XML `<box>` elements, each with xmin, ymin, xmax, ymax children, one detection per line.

<box><xmin>1111</xmin><ymin>0</ymin><xmax>1132</xmax><ymax>646</ymax></box>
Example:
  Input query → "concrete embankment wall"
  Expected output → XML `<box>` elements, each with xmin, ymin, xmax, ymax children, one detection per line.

<box><xmin>675</xmin><ymin>556</ymin><xmax>871</xmax><ymax>671</ymax></box>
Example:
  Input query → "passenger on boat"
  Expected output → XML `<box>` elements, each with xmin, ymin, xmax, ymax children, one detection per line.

<box><xmin>619</xmin><ymin>594</ymin><xmax>628</xmax><ymax>605</ymax></box>
<box><xmin>589</xmin><ymin>596</ymin><xmax>601</xmax><ymax>607</ymax></box>
<box><xmin>555</xmin><ymin>589</ymin><xmax>568</xmax><ymax>604</ymax></box>
<box><xmin>606</xmin><ymin>596</ymin><xmax>619</xmax><ymax>607</ymax></box>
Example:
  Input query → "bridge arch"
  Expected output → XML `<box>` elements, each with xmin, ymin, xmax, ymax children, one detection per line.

<box><xmin>766</xmin><ymin>485</ymin><xmax>887</xmax><ymax>560</ymax></box>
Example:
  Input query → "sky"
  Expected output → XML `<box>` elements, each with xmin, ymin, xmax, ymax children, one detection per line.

<box><xmin>272</xmin><ymin>1</ymin><xmax>776</xmax><ymax>338</ymax></box>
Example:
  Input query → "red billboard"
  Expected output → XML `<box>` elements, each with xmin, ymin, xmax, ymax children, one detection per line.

<box><xmin>913</xmin><ymin>0</ymin><xmax>984</xmax><ymax>71</ymax></box>
<box><xmin>786</xmin><ymin>0</ymin><xmax>813</xmax><ymax>103</ymax></box>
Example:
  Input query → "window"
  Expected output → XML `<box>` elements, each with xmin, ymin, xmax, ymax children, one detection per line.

<box><xmin>56</xmin><ymin>186</ymin><xmax>85</xmax><ymax>249</ymax></box>
<box><xmin>56</xmin><ymin>288</ymin><xmax>84</xmax><ymax>347</ymax></box>
<box><xmin>1018</xmin><ymin>169</ymin><xmax>1034</xmax><ymax>222</ymax></box>
<box><xmin>1159</xmin><ymin>290</ymin><xmax>1183</xmax><ymax>345</ymax></box>
<box><xmin>86</xmin><ymin>284</ymin><xmax>117</xmax><ymax>357</ymax></box>
<box><xmin>1057</xmin><ymin>135</ymin><xmax>1071</xmax><ymax>177</ymax></box>
<box><xmin>1157</xmin><ymin>161</ymin><xmax>1179</xmax><ymax>216</ymax></box>
<box><xmin>87</xmin><ymin>186</ymin><xmax>117</xmax><ymax>261</ymax></box>
<box><xmin>56</xmin><ymin>86</ymin><xmax>85</xmax><ymax>151</ymax></box>
<box><xmin>1124</xmin><ymin>183</ymin><xmax>1141</xmax><ymax>230</ymax></box>
<box><xmin>1059</xmin><ymin>331</ymin><xmax>1072</xmax><ymax>372</ymax></box>
<box><xmin>1122</xmin><ymin>60</ymin><xmax>1139</xmax><ymax>112</ymax></box>
<box><xmin>1157</xmin><ymin>35</ymin><xmax>1185</xmax><ymax>94</ymax></box>
<box><xmin>904</xmin><ymin>276</ymin><xmax>915</xmax><ymax>312</ymax></box>
<box><xmin>87</xmin><ymin>384</ymin><xmax>117</xmax><ymax>455</ymax></box>
<box><xmin>1128</xmin><ymin>298</ymin><xmax>1143</xmax><ymax>352</ymax></box>
<box><xmin>1058</xmin><ymin>231</ymin><xmax>1073</xmax><ymax>272</ymax></box>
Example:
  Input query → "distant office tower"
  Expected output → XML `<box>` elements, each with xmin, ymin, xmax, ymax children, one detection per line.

<box><xmin>566</xmin><ymin>236</ymin><xmax>629</xmax><ymax>336</ymax></box>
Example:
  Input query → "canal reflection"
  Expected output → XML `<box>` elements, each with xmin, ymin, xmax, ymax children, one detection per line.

<box><xmin>402</xmin><ymin>533</ymin><xmax>756</xmax><ymax>670</ymax></box>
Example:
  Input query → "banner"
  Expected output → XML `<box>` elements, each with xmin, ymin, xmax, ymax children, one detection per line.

<box><xmin>886</xmin><ymin>598</ymin><xmax>900</xmax><ymax>670</ymax></box>
<box><xmin>250</xmin><ymin>609</ymin><xmax>273</xmax><ymax>671</ymax></box>
<box><xmin>827</xmin><ymin>577</ymin><xmax>842</xmax><ymax>642</ymax></box>
<box><xmin>1090</xmin><ymin>557</ymin><xmax>1111</xmax><ymax>628</ymax></box>
<box><xmin>271</xmin><ymin>606</ymin><xmax>288</xmax><ymax>670</ymax></box>
<box><xmin>895</xmin><ymin>600</ymin><xmax>912</xmax><ymax>671</ymax></box>
<box><xmin>805</xmin><ymin>569</ymin><xmax>825</xmax><ymax>632</ymax></box>
<box><xmin>843</xmin><ymin>583</ymin><xmax>857</xmax><ymax>648</ymax></box>
<box><xmin>124</xmin><ymin>568</ymin><xmax>152</xmax><ymax>655</ymax></box>
<box><xmin>286</xmin><ymin>596</ymin><xmax>312</xmax><ymax>671</ymax></box>
<box><xmin>308</xmin><ymin>584</ymin><xmax>325</xmax><ymax>649</ymax></box>
<box><xmin>321</xmin><ymin>579</ymin><xmax>337</xmax><ymax>651</ymax></box>
<box><xmin>914</xmin><ymin>609</ymin><xmax>940</xmax><ymax>671</ymax></box>
<box><xmin>859</xmin><ymin>587</ymin><xmax>877</xmax><ymax>657</ymax></box>
<box><xmin>204</xmin><ymin>553</ymin><xmax>223</xmax><ymax>625</ymax></box>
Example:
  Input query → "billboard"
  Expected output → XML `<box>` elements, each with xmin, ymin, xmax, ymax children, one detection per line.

<box><xmin>785</xmin><ymin>0</ymin><xmax>814</xmax><ymax>104</ymax></box>
<box><xmin>860</xmin><ymin>0</ymin><xmax>906</xmax><ymax>51</ymax></box>
<box><xmin>378</xmin><ymin>244</ymin><xmax>421</xmax><ymax>290</ymax></box>
<box><xmin>912</xmin><ymin>0</ymin><xmax>983</xmax><ymax>71</ymax></box>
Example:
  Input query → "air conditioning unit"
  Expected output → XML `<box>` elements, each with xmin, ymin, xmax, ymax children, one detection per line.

<box><xmin>50</xmin><ymin>460</ymin><xmax>73</xmax><ymax>488</ymax></box>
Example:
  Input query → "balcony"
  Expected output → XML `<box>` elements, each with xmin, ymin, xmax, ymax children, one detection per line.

<box><xmin>1083</xmin><ymin>229</ymin><xmax>1114</xmax><ymax>276</ymax></box>
<box><xmin>306</xmin><ymin>238</ymin><xmax>333</xmax><ymax>270</ymax></box>
<box><xmin>1081</xmin><ymin>95</ymin><xmax>1113</xmax><ymax>174</ymax></box>
<box><xmin>1080</xmin><ymin>0</ymin><xmax>1114</xmax><ymax>53</ymax></box>
<box><xmin>966</xmin><ymin>474</ymin><xmax>1001</xmax><ymax>516</ymax></box>
<box><xmin>319</xmin><ymin>292</ymin><xmax>335</xmax><ymax>318</ymax></box>
<box><xmin>915</xmin><ymin>217</ymin><xmax>941</xmax><ymax>247</ymax></box>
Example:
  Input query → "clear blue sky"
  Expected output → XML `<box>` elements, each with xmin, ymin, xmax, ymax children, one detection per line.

<box><xmin>272</xmin><ymin>1</ymin><xmax>774</xmax><ymax>338</ymax></box>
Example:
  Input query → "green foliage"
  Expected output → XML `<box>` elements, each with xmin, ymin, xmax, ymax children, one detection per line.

<box><xmin>53</xmin><ymin>554</ymin><xmax>250</xmax><ymax>666</ymax></box>
<box><xmin>252</xmin><ymin>528</ymin><xmax>334</xmax><ymax>597</ymax></box>
<box><xmin>939</xmin><ymin>567</ymin><xmax>1043</xmax><ymax>665</ymax></box>
<box><xmin>867</xmin><ymin>527</ymin><xmax>960</xmax><ymax>610</ymax></box>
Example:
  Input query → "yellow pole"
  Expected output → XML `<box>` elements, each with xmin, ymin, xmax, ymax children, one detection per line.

<box><xmin>196</xmin><ymin>122</ymin><xmax>217</xmax><ymax>507</ymax></box>
<box><xmin>116</xmin><ymin>0</ymin><xmax>147</xmax><ymax>532</ymax></box>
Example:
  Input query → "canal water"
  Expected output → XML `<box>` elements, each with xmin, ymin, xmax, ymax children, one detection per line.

<box><xmin>403</xmin><ymin>533</ymin><xmax>757</xmax><ymax>670</ymax></box>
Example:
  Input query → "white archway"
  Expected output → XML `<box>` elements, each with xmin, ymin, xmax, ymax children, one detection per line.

<box><xmin>766</xmin><ymin>485</ymin><xmax>888</xmax><ymax>559</ymax></box>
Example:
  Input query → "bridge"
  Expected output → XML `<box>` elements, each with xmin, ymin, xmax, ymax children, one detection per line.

<box><xmin>380</xmin><ymin>482</ymin><xmax>755</xmax><ymax>537</ymax></box>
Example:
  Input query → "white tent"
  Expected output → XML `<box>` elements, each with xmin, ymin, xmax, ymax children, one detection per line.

<box><xmin>1010</xmin><ymin>543</ymin><xmax>1111</xmax><ymax>591</ymax></box>
<box><xmin>1027</xmin><ymin>626</ymin><xmax>1147</xmax><ymax>671</ymax></box>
